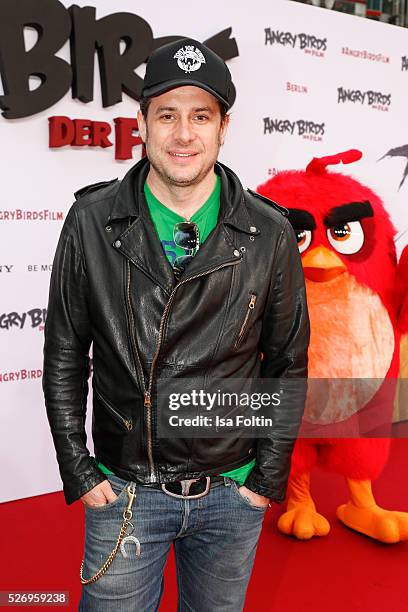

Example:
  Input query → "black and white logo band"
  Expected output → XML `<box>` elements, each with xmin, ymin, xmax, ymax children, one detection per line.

<box><xmin>174</xmin><ymin>46</ymin><xmax>206</xmax><ymax>73</ymax></box>
<box><xmin>402</xmin><ymin>56</ymin><xmax>408</xmax><ymax>72</ymax></box>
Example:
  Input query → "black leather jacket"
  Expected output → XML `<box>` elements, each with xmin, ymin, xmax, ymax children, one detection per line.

<box><xmin>43</xmin><ymin>157</ymin><xmax>310</xmax><ymax>505</ymax></box>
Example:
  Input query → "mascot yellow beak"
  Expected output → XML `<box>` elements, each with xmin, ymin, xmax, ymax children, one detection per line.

<box><xmin>302</xmin><ymin>245</ymin><xmax>347</xmax><ymax>282</ymax></box>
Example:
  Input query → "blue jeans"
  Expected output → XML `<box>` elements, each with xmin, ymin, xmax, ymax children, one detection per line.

<box><xmin>78</xmin><ymin>473</ymin><xmax>267</xmax><ymax>611</ymax></box>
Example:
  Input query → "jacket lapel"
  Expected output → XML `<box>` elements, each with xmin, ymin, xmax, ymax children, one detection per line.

<box><xmin>117</xmin><ymin>213</ymin><xmax>176</xmax><ymax>296</ymax></box>
<box><xmin>108</xmin><ymin>158</ymin><xmax>259</xmax><ymax>290</ymax></box>
<box><xmin>108</xmin><ymin>157</ymin><xmax>174</xmax><ymax>294</ymax></box>
<box><xmin>179</xmin><ymin>222</ymin><xmax>242</xmax><ymax>281</ymax></box>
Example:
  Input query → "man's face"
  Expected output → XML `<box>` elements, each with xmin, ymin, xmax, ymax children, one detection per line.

<box><xmin>137</xmin><ymin>86</ymin><xmax>229</xmax><ymax>188</ymax></box>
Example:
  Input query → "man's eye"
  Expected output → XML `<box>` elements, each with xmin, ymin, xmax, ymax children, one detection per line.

<box><xmin>194</xmin><ymin>115</ymin><xmax>209</xmax><ymax>121</ymax></box>
<box><xmin>160</xmin><ymin>114</ymin><xmax>174</xmax><ymax>121</ymax></box>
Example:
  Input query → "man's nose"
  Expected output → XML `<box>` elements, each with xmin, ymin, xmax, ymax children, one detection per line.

<box><xmin>174</xmin><ymin>117</ymin><xmax>195</xmax><ymax>143</ymax></box>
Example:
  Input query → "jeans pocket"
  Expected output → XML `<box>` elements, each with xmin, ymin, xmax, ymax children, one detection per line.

<box><xmin>231</xmin><ymin>480</ymin><xmax>268</xmax><ymax>511</ymax></box>
<box><xmin>107</xmin><ymin>474</ymin><xmax>129</xmax><ymax>494</ymax></box>
<box><xmin>85</xmin><ymin>479</ymin><xmax>128</xmax><ymax>513</ymax></box>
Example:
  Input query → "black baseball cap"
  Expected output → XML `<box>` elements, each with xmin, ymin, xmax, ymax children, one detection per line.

<box><xmin>141</xmin><ymin>38</ymin><xmax>235</xmax><ymax>109</ymax></box>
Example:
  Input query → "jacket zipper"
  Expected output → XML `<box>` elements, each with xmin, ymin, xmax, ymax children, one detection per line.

<box><xmin>125</xmin><ymin>259</ymin><xmax>153</xmax><ymax>466</ymax></box>
<box><xmin>234</xmin><ymin>293</ymin><xmax>257</xmax><ymax>349</ymax></box>
<box><xmin>94</xmin><ymin>387</ymin><xmax>133</xmax><ymax>431</ymax></box>
<box><xmin>127</xmin><ymin>257</ymin><xmax>242</xmax><ymax>483</ymax></box>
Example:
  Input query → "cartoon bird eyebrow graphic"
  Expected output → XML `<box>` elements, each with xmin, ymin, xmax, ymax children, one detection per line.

<box><xmin>379</xmin><ymin>145</ymin><xmax>408</xmax><ymax>190</ymax></box>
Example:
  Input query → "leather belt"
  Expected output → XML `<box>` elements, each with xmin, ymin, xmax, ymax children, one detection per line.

<box><xmin>142</xmin><ymin>475</ymin><xmax>226</xmax><ymax>499</ymax></box>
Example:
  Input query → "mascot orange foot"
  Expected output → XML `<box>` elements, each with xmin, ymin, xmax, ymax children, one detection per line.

<box><xmin>337</xmin><ymin>479</ymin><xmax>408</xmax><ymax>543</ymax></box>
<box><xmin>278</xmin><ymin>472</ymin><xmax>408</xmax><ymax>543</ymax></box>
<box><xmin>277</xmin><ymin>473</ymin><xmax>330</xmax><ymax>539</ymax></box>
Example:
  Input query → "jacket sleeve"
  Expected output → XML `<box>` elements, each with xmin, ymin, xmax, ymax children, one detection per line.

<box><xmin>43</xmin><ymin>205</ymin><xmax>106</xmax><ymax>505</ymax></box>
<box><xmin>244</xmin><ymin>218</ymin><xmax>310</xmax><ymax>502</ymax></box>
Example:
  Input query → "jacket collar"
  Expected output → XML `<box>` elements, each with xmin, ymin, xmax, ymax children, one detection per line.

<box><xmin>108</xmin><ymin>157</ymin><xmax>259</xmax><ymax>294</ymax></box>
<box><xmin>108</xmin><ymin>157</ymin><xmax>259</xmax><ymax>235</ymax></box>
<box><xmin>216</xmin><ymin>161</ymin><xmax>260</xmax><ymax>235</ymax></box>
<box><xmin>108</xmin><ymin>156</ymin><xmax>149</xmax><ymax>222</ymax></box>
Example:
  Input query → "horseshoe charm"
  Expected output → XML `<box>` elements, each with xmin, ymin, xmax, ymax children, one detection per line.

<box><xmin>120</xmin><ymin>535</ymin><xmax>141</xmax><ymax>559</ymax></box>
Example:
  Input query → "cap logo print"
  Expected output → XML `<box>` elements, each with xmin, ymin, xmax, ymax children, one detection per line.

<box><xmin>173</xmin><ymin>45</ymin><xmax>206</xmax><ymax>73</ymax></box>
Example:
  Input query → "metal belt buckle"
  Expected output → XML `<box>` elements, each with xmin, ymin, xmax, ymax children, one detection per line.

<box><xmin>161</xmin><ymin>476</ymin><xmax>211</xmax><ymax>499</ymax></box>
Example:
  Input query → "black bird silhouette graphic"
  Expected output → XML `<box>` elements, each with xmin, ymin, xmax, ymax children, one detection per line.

<box><xmin>379</xmin><ymin>145</ymin><xmax>408</xmax><ymax>190</ymax></box>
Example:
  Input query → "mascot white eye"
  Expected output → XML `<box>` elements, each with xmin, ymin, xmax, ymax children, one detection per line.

<box><xmin>295</xmin><ymin>229</ymin><xmax>312</xmax><ymax>253</ymax></box>
<box><xmin>327</xmin><ymin>220</ymin><xmax>364</xmax><ymax>254</ymax></box>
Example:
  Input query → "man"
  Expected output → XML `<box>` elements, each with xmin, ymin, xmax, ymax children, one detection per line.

<box><xmin>43</xmin><ymin>38</ymin><xmax>309</xmax><ymax>611</ymax></box>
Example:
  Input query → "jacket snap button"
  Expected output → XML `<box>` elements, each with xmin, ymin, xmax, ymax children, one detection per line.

<box><xmin>250</xmin><ymin>226</ymin><xmax>257</xmax><ymax>233</ymax></box>
<box><xmin>249</xmin><ymin>236</ymin><xmax>255</xmax><ymax>242</ymax></box>
<box><xmin>105</xmin><ymin>225</ymin><xmax>112</xmax><ymax>232</ymax></box>
<box><xmin>240</xmin><ymin>246</ymin><xmax>246</xmax><ymax>253</ymax></box>
<box><xmin>233</xmin><ymin>249</ymin><xmax>240</xmax><ymax>257</ymax></box>
<box><xmin>114</xmin><ymin>240</ymin><xmax>121</xmax><ymax>248</ymax></box>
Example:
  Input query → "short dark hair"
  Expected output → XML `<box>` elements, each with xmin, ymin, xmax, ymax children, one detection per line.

<box><xmin>139</xmin><ymin>96</ymin><xmax>228</xmax><ymax>123</ymax></box>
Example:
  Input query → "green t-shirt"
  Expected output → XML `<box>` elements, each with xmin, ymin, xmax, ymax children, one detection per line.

<box><xmin>97</xmin><ymin>175</ymin><xmax>255</xmax><ymax>486</ymax></box>
<box><xmin>143</xmin><ymin>178</ymin><xmax>220</xmax><ymax>265</ymax></box>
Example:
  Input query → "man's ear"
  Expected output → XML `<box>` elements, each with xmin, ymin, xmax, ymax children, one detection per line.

<box><xmin>137</xmin><ymin>109</ymin><xmax>147</xmax><ymax>143</ymax></box>
<box><xmin>219</xmin><ymin>113</ymin><xmax>230</xmax><ymax>146</ymax></box>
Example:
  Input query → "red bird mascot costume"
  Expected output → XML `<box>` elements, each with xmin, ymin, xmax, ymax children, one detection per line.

<box><xmin>258</xmin><ymin>150</ymin><xmax>408</xmax><ymax>543</ymax></box>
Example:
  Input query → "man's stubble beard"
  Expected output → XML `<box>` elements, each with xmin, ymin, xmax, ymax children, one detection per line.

<box><xmin>145</xmin><ymin>126</ymin><xmax>223</xmax><ymax>188</ymax></box>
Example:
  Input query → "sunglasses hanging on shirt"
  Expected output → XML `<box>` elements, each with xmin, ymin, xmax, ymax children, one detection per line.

<box><xmin>173</xmin><ymin>222</ymin><xmax>200</xmax><ymax>280</ymax></box>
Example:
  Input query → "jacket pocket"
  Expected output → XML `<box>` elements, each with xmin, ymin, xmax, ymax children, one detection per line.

<box><xmin>94</xmin><ymin>387</ymin><xmax>133</xmax><ymax>432</ymax></box>
<box><xmin>234</xmin><ymin>293</ymin><xmax>257</xmax><ymax>350</ymax></box>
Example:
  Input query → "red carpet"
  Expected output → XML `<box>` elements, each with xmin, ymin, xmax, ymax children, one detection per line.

<box><xmin>1</xmin><ymin>439</ymin><xmax>408</xmax><ymax>611</ymax></box>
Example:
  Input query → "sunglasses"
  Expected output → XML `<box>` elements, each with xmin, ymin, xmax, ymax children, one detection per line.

<box><xmin>173</xmin><ymin>221</ymin><xmax>200</xmax><ymax>279</ymax></box>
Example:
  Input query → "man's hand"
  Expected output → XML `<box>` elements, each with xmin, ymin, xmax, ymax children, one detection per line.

<box><xmin>81</xmin><ymin>480</ymin><xmax>118</xmax><ymax>508</ymax></box>
<box><xmin>238</xmin><ymin>485</ymin><xmax>270</xmax><ymax>508</ymax></box>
